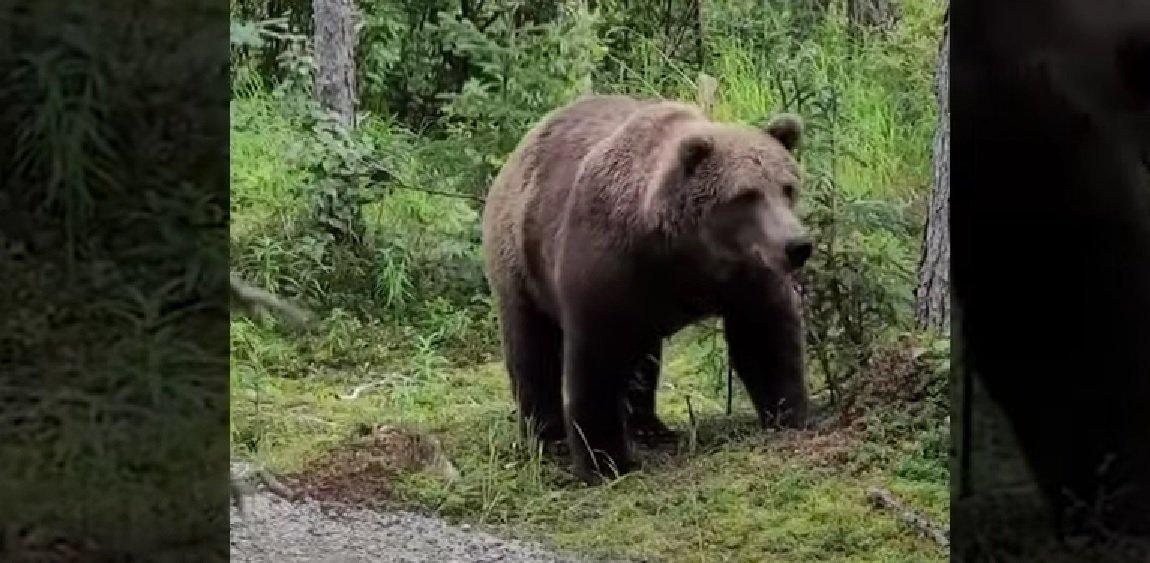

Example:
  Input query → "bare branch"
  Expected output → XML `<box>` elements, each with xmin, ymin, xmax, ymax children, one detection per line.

<box><xmin>867</xmin><ymin>487</ymin><xmax>950</xmax><ymax>548</ymax></box>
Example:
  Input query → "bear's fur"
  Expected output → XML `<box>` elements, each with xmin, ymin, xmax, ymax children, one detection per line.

<box><xmin>482</xmin><ymin>94</ymin><xmax>812</xmax><ymax>483</ymax></box>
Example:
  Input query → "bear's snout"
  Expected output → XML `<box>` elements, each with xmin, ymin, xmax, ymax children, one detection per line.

<box><xmin>784</xmin><ymin>237</ymin><xmax>813</xmax><ymax>270</ymax></box>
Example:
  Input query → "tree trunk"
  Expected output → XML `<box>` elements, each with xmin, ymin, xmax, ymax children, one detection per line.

<box><xmin>311</xmin><ymin>0</ymin><xmax>364</xmax><ymax>246</ymax></box>
<box><xmin>847</xmin><ymin>0</ymin><xmax>898</xmax><ymax>32</ymax></box>
<box><xmin>915</xmin><ymin>21</ymin><xmax>950</xmax><ymax>332</ymax></box>
<box><xmin>313</xmin><ymin>0</ymin><xmax>358</xmax><ymax>128</ymax></box>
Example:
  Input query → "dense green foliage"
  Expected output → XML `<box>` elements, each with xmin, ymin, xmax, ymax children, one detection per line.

<box><xmin>231</xmin><ymin>0</ymin><xmax>948</xmax><ymax>560</ymax></box>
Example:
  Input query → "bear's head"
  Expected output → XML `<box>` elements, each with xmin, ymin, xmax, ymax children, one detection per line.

<box><xmin>646</xmin><ymin>113</ymin><xmax>812</xmax><ymax>278</ymax></box>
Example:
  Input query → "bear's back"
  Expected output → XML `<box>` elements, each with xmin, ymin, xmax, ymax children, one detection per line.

<box><xmin>482</xmin><ymin>95</ymin><xmax>651</xmax><ymax>305</ymax></box>
<box><xmin>525</xmin><ymin>95</ymin><xmax>648</xmax><ymax>202</ymax></box>
<box><xmin>482</xmin><ymin>95</ymin><xmax>710</xmax><ymax>314</ymax></box>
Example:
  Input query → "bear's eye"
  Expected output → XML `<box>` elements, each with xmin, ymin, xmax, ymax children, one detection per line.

<box><xmin>782</xmin><ymin>183</ymin><xmax>796</xmax><ymax>200</ymax></box>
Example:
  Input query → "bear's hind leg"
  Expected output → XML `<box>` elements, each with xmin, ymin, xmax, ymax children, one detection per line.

<box><xmin>499</xmin><ymin>296</ymin><xmax>565</xmax><ymax>444</ymax></box>
<box><xmin>627</xmin><ymin>343</ymin><xmax>678</xmax><ymax>446</ymax></box>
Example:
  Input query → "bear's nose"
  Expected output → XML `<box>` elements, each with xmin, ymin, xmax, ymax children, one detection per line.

<box><xmin>785</xmin><ymin>238</ymin><xmax>813</xmax><ymax>269</ymax></box>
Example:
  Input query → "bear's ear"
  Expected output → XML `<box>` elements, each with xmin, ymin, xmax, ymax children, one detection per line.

<box><xmin>677</xmin><ymin>134</ymin><xmax>714</xmax><ymax>177</ymax></box>
<box><xmin>762</xmin><ymin>113</ymin><xmax>804</xmax><ymax>152</ymax></box>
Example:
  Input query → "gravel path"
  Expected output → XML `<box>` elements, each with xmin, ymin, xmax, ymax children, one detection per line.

<box><xmin>231</xmin><ymin>486</ymin><xmax>596</xmax><ymax>562</ymax></box>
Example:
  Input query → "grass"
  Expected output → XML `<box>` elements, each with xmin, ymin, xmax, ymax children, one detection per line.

<box><xmin>232</xmin><ymin>312</ymin><xmax>948</xmax><ymax>562</ymax></box>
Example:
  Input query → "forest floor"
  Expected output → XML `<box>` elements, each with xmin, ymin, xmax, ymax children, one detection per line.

<box><xmin>231</xmin><ymin>327</ymin><xmax>949</xmax><ymax>563</ymax></box>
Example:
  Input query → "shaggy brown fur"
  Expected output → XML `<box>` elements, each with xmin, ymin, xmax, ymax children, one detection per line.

<box><xmin>482</xmin><ymin>94</ymin><xmax>812</xmax><ymax>483</ymax></box>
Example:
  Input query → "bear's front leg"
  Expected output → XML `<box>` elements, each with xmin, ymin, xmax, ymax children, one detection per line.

<box><xmin>563</xmin><ymin>332</ymin><xmax>636</xmax><ymax>484</ymax></box>
<box><xmin>722</xmin><ymin>281</ymin><xmax>809</xmax><ymax>429</ymax></box>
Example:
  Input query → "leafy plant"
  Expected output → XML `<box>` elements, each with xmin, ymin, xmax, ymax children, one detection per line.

<box><xmin>437</xmin><ymin>2</ymin><xmax>607</xmax><ymax>198</ymax></box>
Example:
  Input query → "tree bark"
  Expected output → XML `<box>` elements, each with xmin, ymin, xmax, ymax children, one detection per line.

<box><xmin>847</xmin><ymin>0</ymin><xmax>898</xmax><ymax>32</ymax></box>
<box><xmin>312</xmin><ymin>0</ymin><xmax>358</xmax><ymax>128</ymax></box>
<box><xmin>915</xmin><ymin>21</ymin><xmax>950</xmax><ymax>332</ymax></box>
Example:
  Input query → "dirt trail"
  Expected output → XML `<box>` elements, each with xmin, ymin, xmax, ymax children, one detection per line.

<box><xmin>230</xmin><ymin>492</ymin><xmax>598</xmax><ymax>562</ymax></box>
<box><xmin>230</xmin><ymin>462</ymin><xmax>601</xmax><ymax>563</ymax></box>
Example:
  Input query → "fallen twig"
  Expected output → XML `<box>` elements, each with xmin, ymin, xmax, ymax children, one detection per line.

<box><xmin>339</xmin><ymin>380</ymin><xmax>390</xmax><ymax>400</ymax></box>
<box><xmin>257</xmin><ymin>468</ymin><xmax>299</xmax><ymax>501</ymax></box>
<box><xmin>867</xmin><ymin>486</ymin><xmax>950</xmax><ymax>548</ymax></box>
<box><xmin>232</xmin><ymin>463</ymin><xmax>299</xmax><ymax>510</ymax></box>
<box><xmin>230</xmin><ymin>273</ymin><xmax>314</xmax><ymax>327</ymax></box>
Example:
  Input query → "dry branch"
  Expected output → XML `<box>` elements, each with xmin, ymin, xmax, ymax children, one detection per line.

<box><xmin>230</xmin><ymin>273</ymin><xmax>314</xmax><ymax>327</ymax></box>
<box><xmin>867</xmin><ymin>487</ymin><xmax>950</xmax><ymax>548</ymax></box>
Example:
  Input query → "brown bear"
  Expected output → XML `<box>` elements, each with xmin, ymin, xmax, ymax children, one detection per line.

<box><xmin>482</xmin><ymin>94</ymin><xmax>812</xmax><ymax>483</ymax></box>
